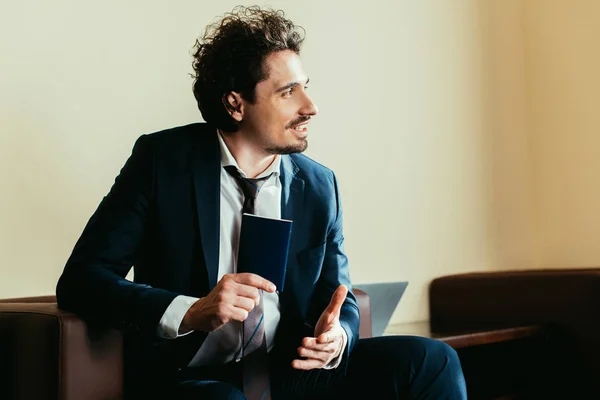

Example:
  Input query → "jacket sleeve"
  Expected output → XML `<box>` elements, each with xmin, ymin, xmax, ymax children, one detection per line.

<box><xmin>56</xmin><ymin>135</ymin><xmax>179</xmax><ymax>334</ymax></box>
<box><xmin>311</xmin><ymin>171</ymin><xmax>360</xmax><ymax>369</ymax></box>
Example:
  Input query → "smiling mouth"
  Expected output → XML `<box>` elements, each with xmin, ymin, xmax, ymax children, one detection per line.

<box><xmin>291</xmin><ymin>122</ymin><xmax>309</xmax><ymax>133</ymax></box>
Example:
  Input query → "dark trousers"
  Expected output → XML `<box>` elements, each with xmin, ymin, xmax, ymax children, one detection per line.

<box><xmin>175</xmin><ymin>336</ymin><xmax>467</xmax><ymax>400</ymax></box>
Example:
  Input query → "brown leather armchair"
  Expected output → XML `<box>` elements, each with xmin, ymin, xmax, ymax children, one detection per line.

<box><xmin>429</xmin><ymin>268</ymin><xmax>600</xmax><ymax>396</ymax></box>
<box><xmin>0</xmin><ymin>289</ymin><xmax>372</xmax><ymax>400</ymax></box>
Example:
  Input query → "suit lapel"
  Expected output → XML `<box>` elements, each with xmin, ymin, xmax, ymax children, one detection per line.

<box><xmin>280</xmin><ymin>155</ymin><xmax>304</xmax><ymax>227</ymax></box>
<box><xmin>190</xmin><ymin>126</ymin><xmax>221</xmax><ymax>290</ymax></box>
<box><xmin>279</xmin><ymin>155</ymin><xmax>305</xmax><ymax>315</ymax></box>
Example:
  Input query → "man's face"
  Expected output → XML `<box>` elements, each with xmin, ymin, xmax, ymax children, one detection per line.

<box><xmin>237</xmin><ymin>50</ymin><xmax>318</xmax><ymax>154</ymax></box>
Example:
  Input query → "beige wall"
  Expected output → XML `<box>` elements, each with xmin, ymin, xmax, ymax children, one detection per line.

<box><xmin>3</xmin><ymin>0</ymin><xmax>593</xmax><ymax>325</ymax></box>
<box><xmin>523</xmin><ymin>0</ymin><xmax>600</xmax><ymax>268</ymax></box>
<box><xmin>479</xmin><ymin>0</ymin><xmax>538</xmax><ymax>269</ymax></box>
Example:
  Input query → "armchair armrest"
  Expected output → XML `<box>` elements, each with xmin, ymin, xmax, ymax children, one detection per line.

<box><xmin>429</xmin><ymin>268</ymin><xmax>600</xmax><ymax>331</ymax></box>
<box><xmin>0</xmin><ymin>289</ymin><xmax>371</xmax><ymax>400</ymax></box>
<box><xmin>0</xmin><ymin>299</ymin><xmax>123</xmax><ymax>400</ymax></box>
<box><xmin>353</xmin><ymin>288</ymin><xmax>372</xmax><ymax>338</ymax></box>
<box><xmin>428</xmin><ymin>268</ymin><xmax>600</xmax><ymax>384</ymax></box>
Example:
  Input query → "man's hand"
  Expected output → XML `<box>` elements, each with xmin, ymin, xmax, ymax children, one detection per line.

<box><xmin>180</xmin><ymin>273</ymin><xmax>276</xmax><ymax>333</ymax></box>
<box><xmin>292</xmin><ymin>285</ymin><xmax>348</xmax><ymax>370</ymax></box>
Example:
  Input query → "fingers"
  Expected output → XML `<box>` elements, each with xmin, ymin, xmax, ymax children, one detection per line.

<box><xmin>296</xmin><ymin>346</ymin><xmax>334</xmax><ymax>362</ymax></box>
<box><xmin>220</xmin><ymin>273</ymin><xmax>276</xmax><ymax>308</ymax></box>
<box><xmin>230</xmin><ymin>273</ymin><xmax>276</xmax><ymax>292</ymax></box>
<box><xmin>226</xmin><ymin>306</ymin><xmax>249</xmax><ymax>323</ymax></box>
<box><xmin>211</xmin><ymin>302</ymin><xmax>249</xmax><ymax>327</ymax></box>
<box><xmin>317</xmin><ymin>332</ymin><xmax>334</xmax><ymax>344</ymax></box>
<box><xmin>187</xmin><ymin>273</ymin><xmax>274</xmax><ymax>332</ymax></box>
<box><xmin>292</xmin><ymin>333</ymin><xmax>343</xmax><ymax>370</ymax></box>
<box><xmin>201</xmin><ymin>273</ymin><xmax>276</xmax><ymax>330</ymax></box>
<box><xmin>231</xmin><ymin>295</ymin><xmax>255</xmax><ymax>312</ymax></box>
<box><xmin>230</xmin><ymin>282</ymin><xmax>262</xmax><ymax>307</ymax></box>
<box><xmin>298</xmin><ymin>341</ymin><xmax>338</xmax><ymax>357</ymax></box>
<box><xmin>324</xmin><ymin>285</ymin><xmax>348</xmax><ymax>323</ymax></box>
<box><xmin>292</xmin><ymin>358</ymin><xmax>323</xmax><ymax>370</ymax></box>
<box><xmin>303</xmin><ymin>336</ymin><xmax>335</xmax><ymax>348</ymax></box>
<box><xmin>217</xmin><ymin>278</ymin><xmax>259</xmax><ymax>308</ymax></box>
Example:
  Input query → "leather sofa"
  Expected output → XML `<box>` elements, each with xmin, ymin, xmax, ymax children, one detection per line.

<box><xmin>429</xmin><ymin>268</ymin><xmax>600</xmax><ymax>396</ymax></box>
<box><xmin>0</xmin><ymin>289</ymin><xmax>372</xmax><ymax>400</ymax></box>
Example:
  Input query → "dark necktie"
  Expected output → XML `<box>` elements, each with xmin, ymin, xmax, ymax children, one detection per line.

<box><xmin>225</xmin><ymin>166</ymin><xmax>272</xmax><ymax>400</ymax></box>
<box><xmin>225</xmin><ymin>166</ymin><xmax>273</xmax><ymax>214</ymax></box>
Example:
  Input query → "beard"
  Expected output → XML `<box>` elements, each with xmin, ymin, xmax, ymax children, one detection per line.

<box><xmin>265</xmin><ymin>137</ymin><xmax>308</xmax><ymax>155</ymax></box>
<box><xmin>265</xmin><ymin>116</ymin><xmax>311</xmax><ymax>154</ymax></box>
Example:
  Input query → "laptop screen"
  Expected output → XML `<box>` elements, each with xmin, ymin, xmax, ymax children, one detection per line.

<box><xmin>353</xmin><ymin>281</ymin><xmax>408</xmax><ymax>337</ymax></box>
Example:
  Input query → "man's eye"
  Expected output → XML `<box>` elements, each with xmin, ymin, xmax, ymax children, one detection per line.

<box><xmin>283</xmin><ymin>86</ymin><xmax>308</xmax><ymax>97</ymax></box>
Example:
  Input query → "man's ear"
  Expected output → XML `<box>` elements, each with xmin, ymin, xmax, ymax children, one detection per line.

<box><xmin>222</xmin><ymin>92</ymin><xmax>244</xmax><ymax>122</ymax></box>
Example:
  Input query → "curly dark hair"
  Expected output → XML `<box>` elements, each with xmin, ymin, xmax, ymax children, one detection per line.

<box><xmin>191</xmin><ymin>6</ymin><xmax>306</xmax><ymax>132</ymax></box>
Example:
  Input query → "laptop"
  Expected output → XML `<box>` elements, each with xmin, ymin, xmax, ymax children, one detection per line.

<box><xmin>353</xmin><ymin>281</ymin><xmax>409</xmax><ymax>337</ymax></box>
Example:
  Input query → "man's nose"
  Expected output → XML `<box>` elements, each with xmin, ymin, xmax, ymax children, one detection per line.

<box><xmin>300</xmin><ymin>93</ymin><xmax>319</xmax><ymax>116</ymax></box>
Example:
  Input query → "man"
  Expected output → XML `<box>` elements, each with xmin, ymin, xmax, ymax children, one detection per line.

<box><xmin>56</xmin><ymin>6</ymin><xmax>467</xmax><ymax>400</ymax></box>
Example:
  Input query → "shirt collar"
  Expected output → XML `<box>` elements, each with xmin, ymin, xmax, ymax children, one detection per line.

<box><xmin>217</xmin><ymin>130</ymin><xmax>281</xmax><ymax>179</ymax></box>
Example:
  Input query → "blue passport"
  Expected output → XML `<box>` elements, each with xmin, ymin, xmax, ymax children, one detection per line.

<box><xmin>237</xmin><ymin>213</ymin><xmax>293</xmax><ymax>292</ymax></box>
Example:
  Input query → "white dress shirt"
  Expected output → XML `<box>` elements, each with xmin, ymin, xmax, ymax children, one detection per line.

<box><xmin>157</xmin><ymin>132</ymin><xmax>345</xmax><ymax>368</ymax></box>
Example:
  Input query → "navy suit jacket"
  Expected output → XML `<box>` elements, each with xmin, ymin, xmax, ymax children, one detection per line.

<box><xmin>56</xmin><ymin>123</ymin><xmax>359</xmax><ymax>389</ymax></box>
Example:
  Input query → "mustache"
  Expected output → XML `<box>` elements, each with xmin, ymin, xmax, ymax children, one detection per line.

<box><xmin>286</xmin><ymin>116</ymin><xmax>311</xmax><ymax>129</ymax></box>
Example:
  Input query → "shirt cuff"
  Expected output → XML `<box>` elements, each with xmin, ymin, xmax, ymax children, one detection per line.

<box><xmin>156</xmin><ymin>295</ymin><xmax>199</xmax><ymax>339</ymax></box>
<box><xmin>322</xmin><ymin>326</ymin><xmax>348</xmax><ymax>370</ymax></box>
